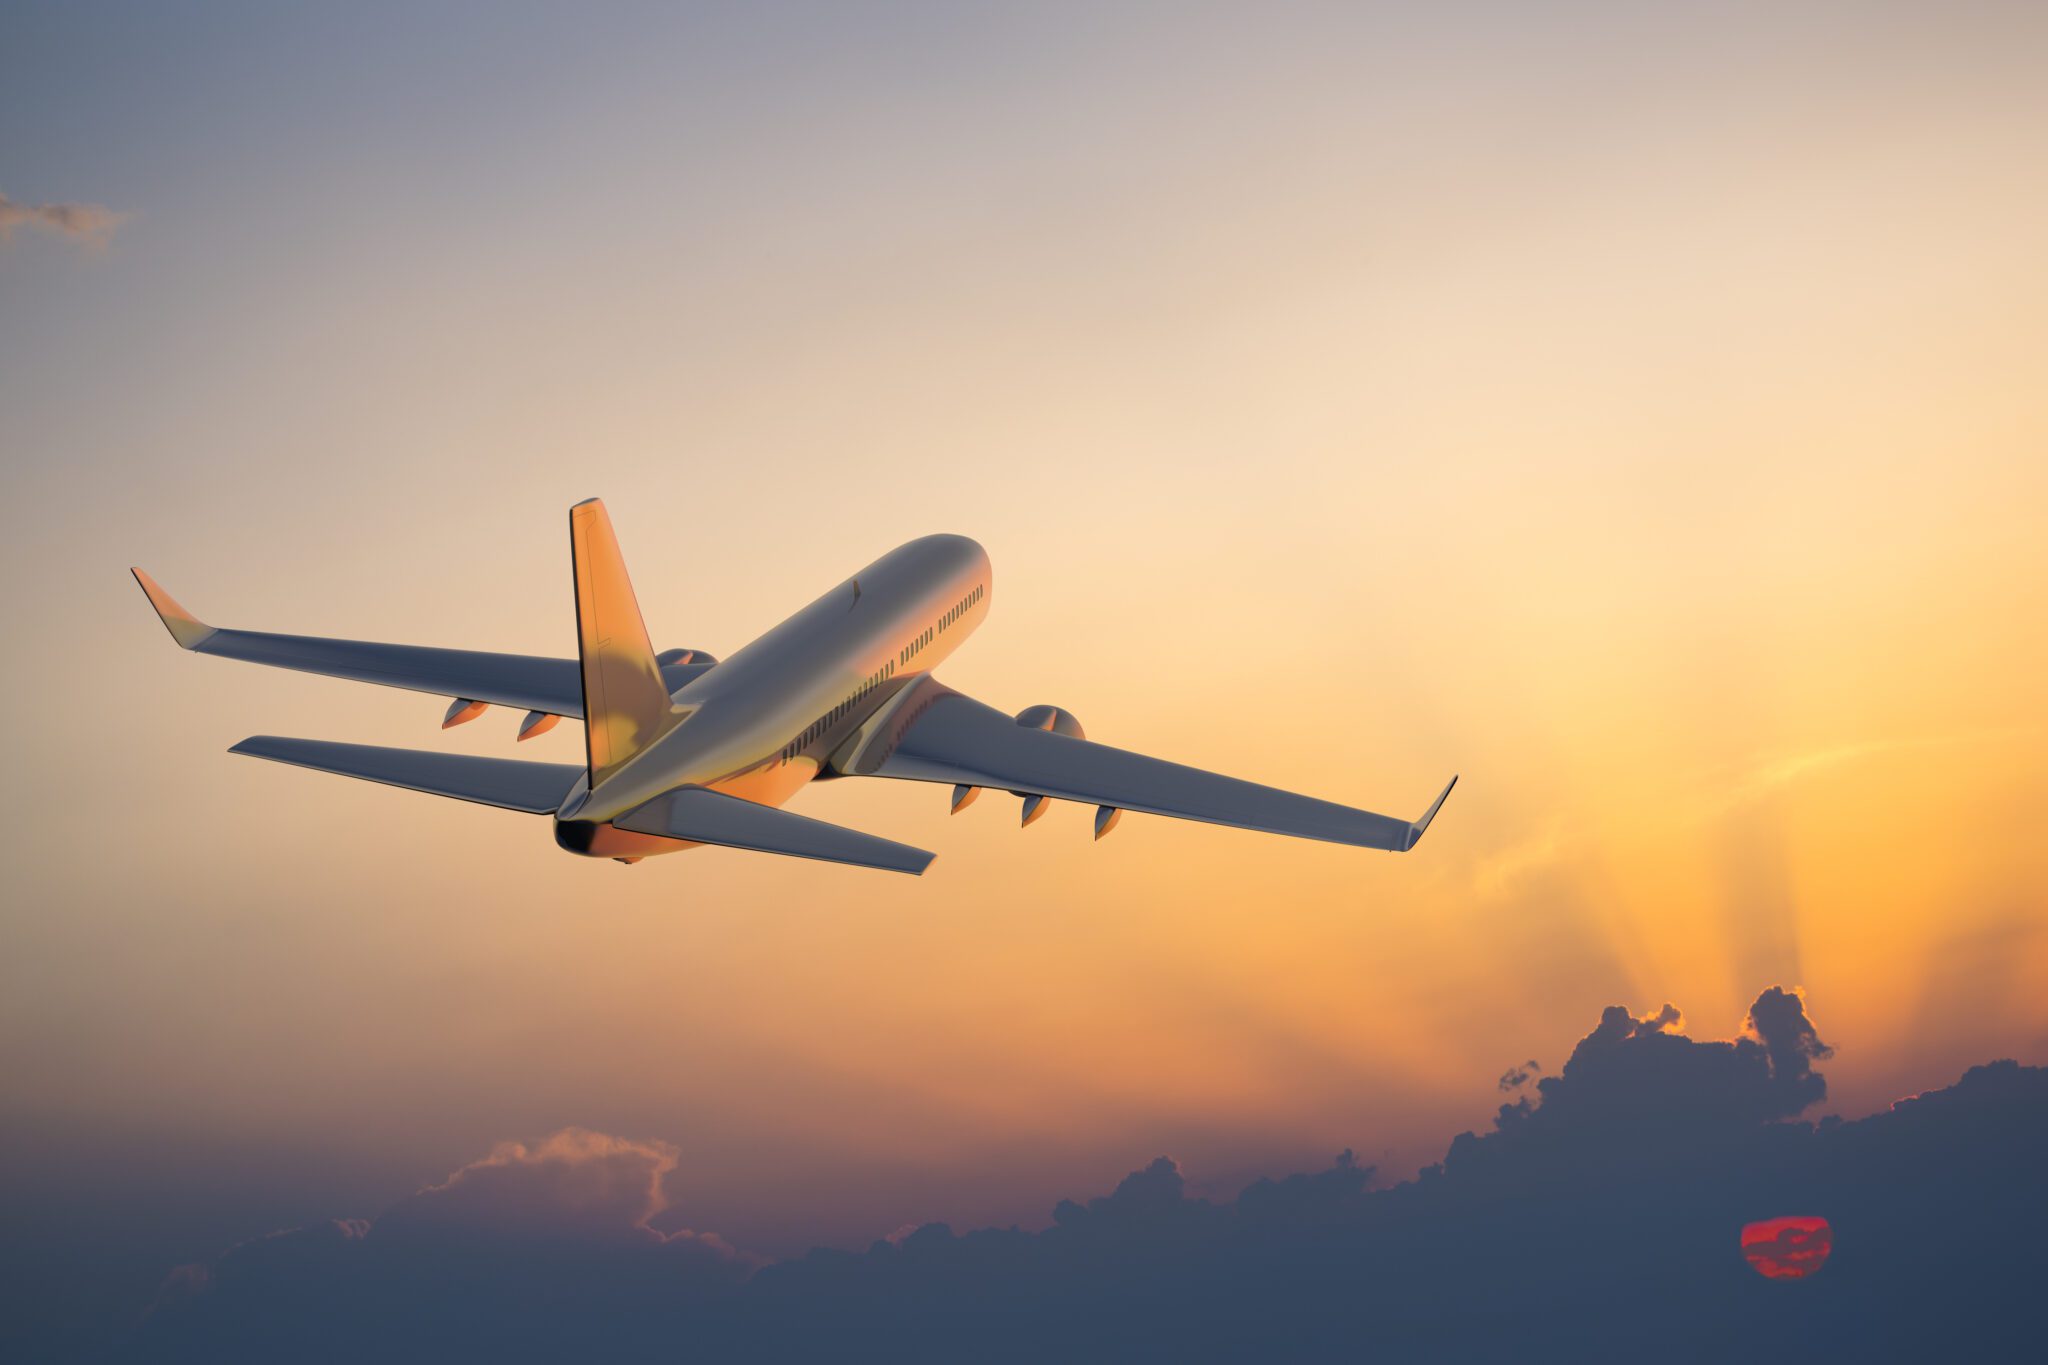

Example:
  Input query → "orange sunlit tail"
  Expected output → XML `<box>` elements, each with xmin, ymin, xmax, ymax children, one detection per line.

<box><xmin>569</xmin><ymin>499</ymin><xmax>678</xmax><ymax>787</ymax></box>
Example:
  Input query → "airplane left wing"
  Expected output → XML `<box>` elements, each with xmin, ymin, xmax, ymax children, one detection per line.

<box><xmin>842</xmin><ymin>678</ymin><xmax>1454</xmax><ymax>851</ymax></box>
<box><xmin>230</xmin><ymin>736</ymin><xmax>585</xmax><ymax>813</ymax></box>
<box><xmin>133</xmin><ymin>568</ymin><xmax>588</xmax><ymax>717</ymax></box>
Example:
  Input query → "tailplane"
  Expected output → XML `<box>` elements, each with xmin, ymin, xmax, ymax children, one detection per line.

<box><xmin>231</xmin><ymin>736</ymin><xmax>583</xmax><ymax>813</ymax></box>
<box><xmin>570</xmin><ymin>499</ymin><xmax>680</xmax><ymax>786</ymax></box>
<box><xmin>615</xmin><ymin>786</ymin><xmax>935</xmax><ymax>875</ymax></box>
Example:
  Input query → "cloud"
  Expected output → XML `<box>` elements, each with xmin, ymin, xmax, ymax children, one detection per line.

<box><xmin>1470</xmin><ymin>817</ymin><xmax>1567</xmax><ymax>897</ymax></box>
<box><xmin>127</xmin><ymin>990</ymin><xmax>2048</xmax><ymax>1363</ymax></box>
<box><xmin>1496</xmin><ymin>1058</ymin><xmax>1542</xmax><ymax>1092</ymax></box>
<box><xmin>1746</xmin><ymin>985</ymin><xmax>1832</xmax><ymax>1093</ymax></box>
<box><xmin>1697</xmin><ymin>725</ymin><xmax>2042</xmax><ymax>818</ymax></box>
<box><xmin>0</xmin><ymin>192</ymin><xmax>127</xmax><ymax>247</ymax></box>
<box><xmin>132</xmin><ymin>1127</ymin><xmax>753</xmax><ymax>1363</ymax></box>
<box><xmin>376</xmin><ymin>1128</ymin><xmax>686</xmax><ymax>1244</ymax></box>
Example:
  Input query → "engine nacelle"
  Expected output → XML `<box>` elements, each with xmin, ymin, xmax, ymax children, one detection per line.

<box><xmin>1011</xmin><ymin>707</ymin><xmax>1083</xmax><ymax>827</ymax></box>
<box><xmin>1013</xmin><ymin>704</ymin><xmax>1084</xmax><ymax>740</ymax></box>
<box><xmin>442</xmin><ymin>698</ymin><xmax>488</xmax><ymax>729</ymax></box>
<box><xmin>655</xmin><ymin>647</ymin><xmax>720</xmax><ymax>667</ymax></box>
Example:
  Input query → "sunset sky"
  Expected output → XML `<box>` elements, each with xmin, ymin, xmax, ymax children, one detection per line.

<box><xmin>3</xmin><ymin>2</ymin><xmax>2046</xmax><ymax>1348</ymax></box>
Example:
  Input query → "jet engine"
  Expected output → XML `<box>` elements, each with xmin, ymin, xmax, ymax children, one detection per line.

<box><xmin>657</xmin><ymin>646</ymin><xmax>720</xmax><ymax>695</ymax></box>
<box><xmin>1012</xmin><ymin>704</ymin><xmax>1084</xmax><ymax>739</ymax></box>
<box><xmin>1010</xmin><ymin>705</ymin><xmax>1085</xmax><ymax>828</ymax></box>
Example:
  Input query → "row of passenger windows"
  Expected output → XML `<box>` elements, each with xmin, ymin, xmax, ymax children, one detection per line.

<box><xmin>779</xmin><ymin>654</ymin><xmax>903</xmax><ymax>764</ymax></box>
<box><xmin>782</xmin><ymin>583</ymin><xmax>985</xmax><ymax>766</ymax></box>
<box><xmin>901</xmin><ymin>583</ymin><xmax>983</xmax><ymax>667</ymax></box>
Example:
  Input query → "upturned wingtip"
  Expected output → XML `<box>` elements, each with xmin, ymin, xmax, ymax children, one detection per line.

<box><xmin>1403</xmin><ymin>774</ymin><xmax>1458</xmax><ymax>851</ymax></box>
<box><xmin>131</xmin><ymin>568</ymin><xmax>216</xmax><ymax>650</ymax></box>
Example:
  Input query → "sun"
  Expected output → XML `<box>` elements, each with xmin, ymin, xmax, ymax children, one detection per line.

<box><xmin>1742</xmin><ymin>1216</ymin><xmax>1833</xmax><ymax>1279</ymax></box>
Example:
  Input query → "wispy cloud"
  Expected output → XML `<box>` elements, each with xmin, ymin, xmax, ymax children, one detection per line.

<box><xmin>1471</xmin><ymin>725</ymin><xmax>2039</xmax><ymax>898</ymax></box>
<box><xmin>1470</xmin><ymin>817</ymin><xmax>1567</xmax><ymax>898</ymax></box>
<box><xmin>0</xmin><ymin>191</ymin><xmax>127</xmax><ymax>247</ymax></box>
<box><xmin>1703</xmin><ymin>725</ymin><xmax>2040</xmax><ymax>817</ymax></box>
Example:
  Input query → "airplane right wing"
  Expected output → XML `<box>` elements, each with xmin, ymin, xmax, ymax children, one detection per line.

<box><xmin>841</xmin><ymin>677</ymin><xmax>1454</xmax><ymax>852</ymax></box>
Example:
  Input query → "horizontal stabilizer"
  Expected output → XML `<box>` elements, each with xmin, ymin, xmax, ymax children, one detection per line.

<box><xmin>230</xmin><ymin>736</ymin><xmax>584</xmax><ymax>814</ymax></box>
<box><xmin>615</xmin><ymin>787</ymin><xmax>934</xmax><ymax>875</ymax></box>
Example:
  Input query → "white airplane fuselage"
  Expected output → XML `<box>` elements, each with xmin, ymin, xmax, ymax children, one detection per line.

<box><xmin>554</xmin><ymin>533</ymin><xmax>992</xmax><ymax>859</ymax></box>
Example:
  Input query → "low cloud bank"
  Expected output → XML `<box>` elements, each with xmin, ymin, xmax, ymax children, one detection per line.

<box><xmin>138</xmin><ymin>1128</ymin><xmax>751</xmax><ymax>1363</ymax></box>
<box><xmin>132</xmin><ymin>988</ymin><xmax>2048</xmax><ymax>1362</ymax></box>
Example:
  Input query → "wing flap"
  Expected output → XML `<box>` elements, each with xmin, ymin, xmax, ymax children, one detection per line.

<box><xmin>850</xmin><ymin>680</ymin><xmax>1451</xmax><ymax>852</ymax></box>
<box><xmin>614</xmin><ymin>787</ymin><xmax>934</xmax><ymax>875</ymax></box>
<box><xmin>230</xmin><ymin>736</ymin><xmax>584</xmax><ymax>813</ymax></box>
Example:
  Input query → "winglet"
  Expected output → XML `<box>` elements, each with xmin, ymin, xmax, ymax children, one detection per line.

<box><xmin>1402</xmin><ymin>774</ymin><xmax>1458</xmax><ymax>852</ymax></box>
<box><xmin>131</xmin><ymin>568</ymin><xmax>217</xmax><ymax>650</ymax></box>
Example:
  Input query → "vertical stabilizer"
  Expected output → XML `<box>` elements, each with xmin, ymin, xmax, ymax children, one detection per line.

<box><xmin>569</xmin><ymin>499</ymin><xmax>676</xmax><ymax>786</ymax></box>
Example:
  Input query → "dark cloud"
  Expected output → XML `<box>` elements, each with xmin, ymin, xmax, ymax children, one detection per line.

<box><xmin>371</xmin><ymin>1129</ymin><xmax>723</xmax><ymax>1247</ymax></box>
<box><xmin>1496</xmin><ymin>1058</ymin><xmax>1542</xmax><ymax>1091</ymax></box>
<box><xmin>1464</xmin><ymin>989</ymin><xmax>1827</xmax><ymax>1168</ymax></box>
<box><xmin>130</xmin><ymin>1129</ymin><xmax>751</xmax><ymax>1363</ymax></box>
<box><xmin>1639</xmin><ymin>1001</ymin><xmax>1684</xmax><ymax>1033</ymax></box>
<box><xmin>0</xmin><ymin>192</ymin><xmax>126</xmax><ymax>247</ymax></box>
<box><xmin>121</xmin><ymin>989</ymin><xmax>2048</xmax><ymax>1362</ymax></box>
<box><xmin>1747</xmin><ymin>985</ymin><xmax>1833</xmax><ymax>1098</ymax></box>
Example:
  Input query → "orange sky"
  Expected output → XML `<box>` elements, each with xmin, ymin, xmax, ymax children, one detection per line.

<box><xmin>2</xmin><ymin>2</ymin><xmax>2045</xmax><ymax>1251</ymax></box>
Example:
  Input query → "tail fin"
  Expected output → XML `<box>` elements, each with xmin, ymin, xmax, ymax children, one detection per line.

<box><xmin>570</xmin><ymin>499</ymin><xmax>678</xmax><ymax>786</ymax></box>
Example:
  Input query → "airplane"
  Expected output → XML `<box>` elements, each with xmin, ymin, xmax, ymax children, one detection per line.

<box><xmin>132</xmin><ymin>499</ymin><xmax>1455</xmax><ymax>875</ymax></box>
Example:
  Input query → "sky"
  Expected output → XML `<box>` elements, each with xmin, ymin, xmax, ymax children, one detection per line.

<box><xmin>3</xmin><ymin>1</ymin><xmax>2047</xmax><ymax>1355</ymax></box>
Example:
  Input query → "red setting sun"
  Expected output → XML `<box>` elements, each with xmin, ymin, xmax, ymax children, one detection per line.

<box><xmin>1742</xmin><ymin>1216</ymin><xmax>1834</xmax><ymax>1280</ymax></box>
